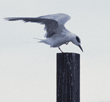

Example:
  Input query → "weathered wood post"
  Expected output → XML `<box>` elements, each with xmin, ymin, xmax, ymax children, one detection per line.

<box><xmin>57</xmin><ymin>53</ymin><xmax>80</xmax><ymax>102</ymax></box>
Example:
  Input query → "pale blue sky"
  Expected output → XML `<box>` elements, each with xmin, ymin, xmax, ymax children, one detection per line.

<box><xmin>0</xmin><ymin>0</ymin><xmax>110</xmax><ymax>102</ymax></box>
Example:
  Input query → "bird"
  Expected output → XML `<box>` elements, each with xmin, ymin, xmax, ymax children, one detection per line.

<box><xmin>4</xmin><ymin>13</ymin><xmax>83</xmax><ymax>53</ymax></box>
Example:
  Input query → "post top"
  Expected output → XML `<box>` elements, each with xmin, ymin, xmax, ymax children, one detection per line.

<box><xmin>57</xmin><ymin>53</ymin><xmax>80</xmax><ymax>55</ymax></box>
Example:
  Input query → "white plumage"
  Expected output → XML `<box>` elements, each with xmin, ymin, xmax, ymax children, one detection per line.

<box><xmin>5</xmin><ymin>13</ymin><xmax>83</xmax><ymax>53</ymax></box>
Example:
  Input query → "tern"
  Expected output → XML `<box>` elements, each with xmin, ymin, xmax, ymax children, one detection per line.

<box><xmin>5</xmin><ymin>13</ymin><xmax>83</xmax><ymax>53</ymax></box>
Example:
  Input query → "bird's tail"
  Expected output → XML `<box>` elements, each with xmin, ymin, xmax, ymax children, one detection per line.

<box><xmin>33</xmin><ymin>38</ymin><xmax>51</xmax><ymax>46</ymax></box>
<box><xmin>33</xmin><ymin>38</ymin><xmax>44</xmax><ymax>43</ymax></box>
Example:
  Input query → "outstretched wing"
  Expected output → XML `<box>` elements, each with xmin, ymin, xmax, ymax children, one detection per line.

<box><xmin>5</xmin><ymin>17</ymin><xmax>58</xmax><ymax>38</ymax></box>
<box><xmin>5</xmin><ymin>13</ymin><xmax>70</xmax><ymax>38</ymax></box>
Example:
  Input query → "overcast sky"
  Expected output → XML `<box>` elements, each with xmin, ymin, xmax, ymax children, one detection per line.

<box><xmin>0</xmin><ymin>0</ymin><xmax>110</xmax><ymax>102</ymax></box>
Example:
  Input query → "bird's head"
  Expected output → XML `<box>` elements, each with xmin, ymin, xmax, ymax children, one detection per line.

<box><xmin>71</xmin><ymin>35</ymin><xmax>83</xmax><ymax>52</ymax></box>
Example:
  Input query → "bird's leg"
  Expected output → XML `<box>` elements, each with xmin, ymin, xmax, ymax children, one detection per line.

<box><xmin>58</xmin><ymin>47</ymin><xmax>63</xmax><ymax>53</ymax></box>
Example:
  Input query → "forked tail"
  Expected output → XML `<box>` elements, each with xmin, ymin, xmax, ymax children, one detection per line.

<box><xmin>33</xmin><ymin>38</ymin><xmax>51</xmax><ymax>46</ymax></box>
<box><xmin>33</xmin><ymin>38</ymin><xmax>43</xmax><ymax>43</ymax></box>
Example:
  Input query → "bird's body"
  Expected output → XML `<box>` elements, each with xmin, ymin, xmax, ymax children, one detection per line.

<box><xmin>40</xmin><ymin>27</ymin><xmax>73</xmax><ymax>47</ymax></box>
<box><xmin>5</xmin><ymin>13</ymin><xmax>83</xmax><ymax>52</ymax></box>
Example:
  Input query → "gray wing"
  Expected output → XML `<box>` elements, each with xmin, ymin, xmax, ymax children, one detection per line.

<box><xmin>5</xmin><ymin>13</ymin><xmax>70</xmax><ymax>38</ymax></box>
<box><xmin>5</xmin><ymin>17</ymin><xmax>58</xmax><ymax>38</ymax></box>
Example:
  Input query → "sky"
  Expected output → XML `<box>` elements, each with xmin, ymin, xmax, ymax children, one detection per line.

<box><xmin>0</xmin><ymin>0</ymin><xmax>110</xmax><ymax>102</ymax></box>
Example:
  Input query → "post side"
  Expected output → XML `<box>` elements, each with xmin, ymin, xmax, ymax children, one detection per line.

<box><xmin>57</xmin><ymin>53</ymin><xmax>80</xmax><ymax>102</ymax></box>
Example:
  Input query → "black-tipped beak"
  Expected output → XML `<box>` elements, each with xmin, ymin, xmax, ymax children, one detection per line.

<box><xmin>78</xmin><ymin>45</ymin><xmax>83</xmax><ymax>52</ymax></box>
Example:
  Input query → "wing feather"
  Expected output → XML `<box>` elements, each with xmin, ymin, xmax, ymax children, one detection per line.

<box><xmin>39</xmin><ymin>13</ymin><xmax>70</xmax><ymax>25</ymax></box>
<box><xmin>4</xmin><ymin>13</ymin><xmax>70</xmax><ymax>38</ymax></box>
<box><xmin>5</xmin><ymin>17</ymin><xmax>58</xmax><ymax>38</ymax></box>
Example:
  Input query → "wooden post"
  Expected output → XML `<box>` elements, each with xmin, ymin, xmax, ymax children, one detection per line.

<box><xmin>57</xmin><ymin>53</ymin><xmax>80</xmax><ymax>102</ymax></box>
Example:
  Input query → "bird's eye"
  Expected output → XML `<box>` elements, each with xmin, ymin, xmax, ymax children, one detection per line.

<box><xmin>76</xmin><ymin>36</ymin><xmax>80</xmax><ymax>43</ymax></box>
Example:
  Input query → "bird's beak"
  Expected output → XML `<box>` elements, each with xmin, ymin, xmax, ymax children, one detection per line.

<box><xmin>78</xmin><ymin>45</ymin><xmax>83</xmax><ymax>52</ymax></box>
